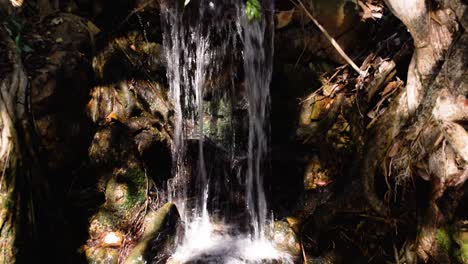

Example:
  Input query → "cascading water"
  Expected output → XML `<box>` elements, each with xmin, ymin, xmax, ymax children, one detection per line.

<box><xmin>161</xmin><ymin>0</ymin><xmax>292</xmax><ymax>263</ymax></box>
<box><xmin>239</xmin><ymin>0</ymin><xmax>274</xmax><ymax>240</ymax></box>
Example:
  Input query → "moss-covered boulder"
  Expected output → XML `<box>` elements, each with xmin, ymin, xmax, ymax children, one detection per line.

<box><xmin>454</xmin><ymin>225</ymin><xmax>468</xmax><ymax>263</ymax></box>
<box><xmin>124</xmin><ymin>203</ymin><xmax>181</xmax><ymax>264</ymax></box>
<box><xmin>266</xmin><ymin>221</ymin><xmax>302</xmax><ymax>259</ymax></box>
<box><xmin>85</xmin><ymin>163</ymin><xmax>148</xmax><ymax>263</ymax></box>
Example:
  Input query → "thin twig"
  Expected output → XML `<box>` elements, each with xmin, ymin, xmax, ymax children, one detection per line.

<box><xmin>393</xmin><ymin>243</ymin><xmax>401</xmax><ymax>264</ymax></box>
<box><xmin>300</xmin><ymin>238</ymin><xmax>308</xmax><ymax>264</ymax></box>
<box><xmin>293</xmin><ymin>0</ymin><xmax>365</xmax><ymax>76</ymax></box>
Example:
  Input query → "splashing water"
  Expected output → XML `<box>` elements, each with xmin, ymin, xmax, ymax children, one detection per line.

<box><xmin>161</xmin><ymin>0</ymin><xmax>288</xmax><ymax>263</ymax></box>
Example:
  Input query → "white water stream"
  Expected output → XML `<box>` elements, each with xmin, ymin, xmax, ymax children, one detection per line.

<box><xmin>161</xmin><ymin>1</ymin><xmax>291</xmax><ymax>263</ymax></box>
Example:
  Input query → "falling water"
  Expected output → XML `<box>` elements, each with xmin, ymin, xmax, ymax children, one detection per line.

<box><xmin>161</xmin><ymin>0</ymin><xmax>237</xmax><ymax>231</ymax></box>
<box><xmin>239</xmin><ymin>0</ymin><xmax>274</xmax><ymax>240</ymax></box>
<box><xmin>161</xmin><ymin>0</ymin><xmax>289</xmax><ymax>263</ymax></box>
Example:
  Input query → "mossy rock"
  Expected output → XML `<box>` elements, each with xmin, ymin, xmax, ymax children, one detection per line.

<box><xmin>454</xmin><ymin>225</ymin><xmax>468</xmax><ymax>263</ymax></box>
<box><xmin>89</xmin><ymin>126</ymin><xmax>136</xmax><ymax>165</ymax></box>
<box><xmin>266</xmin><ymin>221</ymin><xmax>301</xmax><ymax>258</ymax></box>
<box><xmin>303</xmin><ymin>155</ymin><xmax>335</xmax><ymax>190</ymax></box>
<box><xmin>437</xmin><ymin>227</ymin><xmax>452</xmax><ymax>253</ymax></box>
<box><xmin>84</xmin><ymin>246</ymin><xmax>119</xmax><ymax>264</ymax></box>
<box><xmin>124</xmin><ymin>203</ymin><xmax>181</xmax><ymax>264</ymax></box>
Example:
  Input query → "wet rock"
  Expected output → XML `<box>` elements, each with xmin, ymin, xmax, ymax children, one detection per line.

<box><xmin>84</xmin><ymin>247</ymin><xmax>119</xmax><ymax>264</ymax></box>
<box><xmin>89</xmin><ymin>125</ymin><xmax>136</xmax><ymax>166</ymax></box>
<box><xmin>306</xmin><ymin>250</ymin><xmax>342</xmax><ymax>264</ymax></box>
<box><xmin>85</xmin><ymin>171</ymin><xmax>147</xmax><ymax>263</ymax></box>
<box><xmin>87</xmin><ymin>77</ymin><xmax>169</xmax><ymax>129</ymax></box>
<box><xmin>124</xmin><ymin>203</ymin><xmax>181</xmax><ymax>264</ymax></box>
<box><xmin>85</xmin><ymin>123</ymin><xmax>150</xmax><ymax>263</ymax></box>
<box><xmin>297</xmin><ymin>94</ymin><xmax>344</xmax><ymax>143</ymax></box>
<box><xmin>84</xmin><ymin>19</ymin><xmax>174</xmax><ymax>263</ymax></box>
<box><xmin>93</xmin><ymin>32</ymin><xmax>165</xmax><ymax>83</ymax></box>
<box><xmin>266</xmin><ymin>221</ymin><xmax>302</xmax><ymax>259</ymax></box>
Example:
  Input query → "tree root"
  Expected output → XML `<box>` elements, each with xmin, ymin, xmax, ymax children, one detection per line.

<box><xmin>0</xmin><ymin>25</ymin><xmax>28</xmax><ymax>264</ymax></box>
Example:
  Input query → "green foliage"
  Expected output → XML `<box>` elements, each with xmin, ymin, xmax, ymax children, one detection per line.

<box><xmin>246</xmin><ymin>0</ymin><xmax>262</xmax><ymax>21</ymax></box>
<box><xmin>2</xmin><ymin>16</ymin><xmax>33</xmax><ymax>54</ymax></box>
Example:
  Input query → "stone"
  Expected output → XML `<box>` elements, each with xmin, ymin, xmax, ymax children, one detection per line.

<box><xmin>453</xmin><ymin>225</ymin><xmax>468</xmax><ymax>263</ymax></box>
<box><xmin>266</xmin><ymin>221</ymin><xmax>302</xmax><ymax>259</ymax></box>
<box><xmin>84</xmin><ymin>246</ymin><xmax>119</xmax><ymax>264</ymax></box>
<box><xmin>124</xmin><ymin>203</ymin><xmax>181</xmax><ymax>264</ymax></box>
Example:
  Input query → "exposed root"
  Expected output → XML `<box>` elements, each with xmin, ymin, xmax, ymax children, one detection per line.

<box><xmin>0</xmin><ymin>25</ymin><xmax>28</xmax><ymax>263</ymax></box>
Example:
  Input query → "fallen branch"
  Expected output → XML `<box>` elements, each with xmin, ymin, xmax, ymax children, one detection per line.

<box><xmin>293</xmin><ymin>0</ymin><xmax>365</xmax><ymax>76</ymax></box>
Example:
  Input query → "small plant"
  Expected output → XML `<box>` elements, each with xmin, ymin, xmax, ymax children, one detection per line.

<box><xmin>246</xmin><ymin>0</ymin><xmax>262</xmax><ymax>21</ymax></box>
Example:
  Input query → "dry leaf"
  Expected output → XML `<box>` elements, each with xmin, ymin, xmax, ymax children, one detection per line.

<box><xmin>276</xmin><ymin>8</ymin><xmax>295</xmax><ymax>29</ymax></box>
<box><xmin>87</xmin><ymin>21</ymin><xmax>101</xmax><ymax>36</ymax></box>
<box><xmin>106</xmin><ymin>112</ymin><xmax>119</xmax><ymax>123</ymax></box>
<box><xmin>417</xmin><ymin>169</ymin><xmax>431</xmax><ymax>181</ymax></box>
<box><xmin>388</xmin><ymin>142</ymin><xmax>401</xmax><ymax>157</ymax></box>
<box><xmin>51</xmin><ymin>17</ymin><xmax>63</xmax><ymax>25</ymax></box>
<box><xmin>381</xmin><ymin>81</ymin><xmax>399</xmax><ymax>96</ymax></box>
<box><xmin>358</xmin><ymin>0</ymin><xmax>383</xmax><ymax>21</ymax></box>
<box><xmin>10</xmin><ymin>0</ymin><xmax>23</xmax><ymax>7</ymax></box>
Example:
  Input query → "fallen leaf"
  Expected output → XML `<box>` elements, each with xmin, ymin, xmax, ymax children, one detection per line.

<box><xmin>87</xmin><ymin>21</ymin><xmax>101</xmax><ymax>36</ymax></box>
<box><xmin>358</xmin><ymin>0</ymin><xmax>383</xmax><ymax>21</ymax></box>
<box><xmin>381</xmin><ymin>80</ymin><xmax>400</xmax><ymax>96</ymax></box>
<box><xmin>106</xmin><ymin>112</ymin><xmax>119</xmax><ymax>123</ymax></box>
<box><xmin>417</xmin><ymin>169</ymin><xmax>431</xmax><ymax>181</ymax></box>
<box><xmin>51</xmin><ymin>17</ymin><xmax>63</xmax><ymax>26</ymax></box>
<box><xmin>315</xmin><ymin>179</ymin><xmax>332</xmax><ymax>186</ymax></box>
<box><xmin>276</xmin><ymin>8</ymin><xmax>294</xmax><ymax>29</ymax></box>
<box><xmin>388</xmin><ymin>142</ymin><xmax>400</xmax><ymax>157</ymax></box>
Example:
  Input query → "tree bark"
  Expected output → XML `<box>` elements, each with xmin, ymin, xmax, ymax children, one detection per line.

<box><xmin>361</xmin><ymin>0</ymin><xmax>467</xmax><ymax>262</ymax></box>
<box><xmin>0</xmin><ymin>24</ymin><xmax>28</xmax><ymax>264</ymax></box>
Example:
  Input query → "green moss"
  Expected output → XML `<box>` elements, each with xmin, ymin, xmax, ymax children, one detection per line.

<box><xmin>454</xmin><ymin>228</ymin><xmax>468</xmax><ymax>263</ymax></box>
<box><xmin>437</xmin><ymin>228</ymin><xmax>452</xmax><ymax>253</ymax></box>
<box><xmin>90</xmin><ymin>209</ymin><xmax>126</xmax><ymax>233</ymax></box>
<box><xmin>98</xmin><ymin>166</ymin><xmax>147</xmax><ymax>228</ymax></box>
<box><xmin>86</xmin><ymin>247</ymin><xmax>119</xmax><ymax>264</ymax></box>
<box><xmin>121</xmin><ymin>167</ymin><xmax>147</xmax><ymax>209</ymax></box>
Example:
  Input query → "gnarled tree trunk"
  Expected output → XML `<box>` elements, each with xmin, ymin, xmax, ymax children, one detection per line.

<box><xmin>362</xmin><ymin>0</ymin><xmax>467</xmax><ymax>262</ymax></box>
<box><xmin>0</xmin><ymin>26</ymin><xmax>28</xmax><ymax>263</ymax></box>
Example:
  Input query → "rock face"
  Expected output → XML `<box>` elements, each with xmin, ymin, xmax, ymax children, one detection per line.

<box><xmin>26</xmin><ymin>13</ymin><xmax>95</xmax><ymax>170</ymax></box>
<box><xmin>83</xmin><ymin>26</ymin><xmax>173</xmax><ymax>263</ymax></box>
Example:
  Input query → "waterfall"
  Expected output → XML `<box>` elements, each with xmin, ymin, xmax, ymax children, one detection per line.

<box><xmin>161</xmin><ymin>0</ymin><xmax>238</xmax><ymax>231</ymax></box>
<box><xmin>161</xmin><ymin>0</ymin><xmax>289</xmax><ymax>263</ymax></box>
<box><xmin>239</xmin><ymin>0</ymin><xmax>274</xmax><ymax>240</ymax></box>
